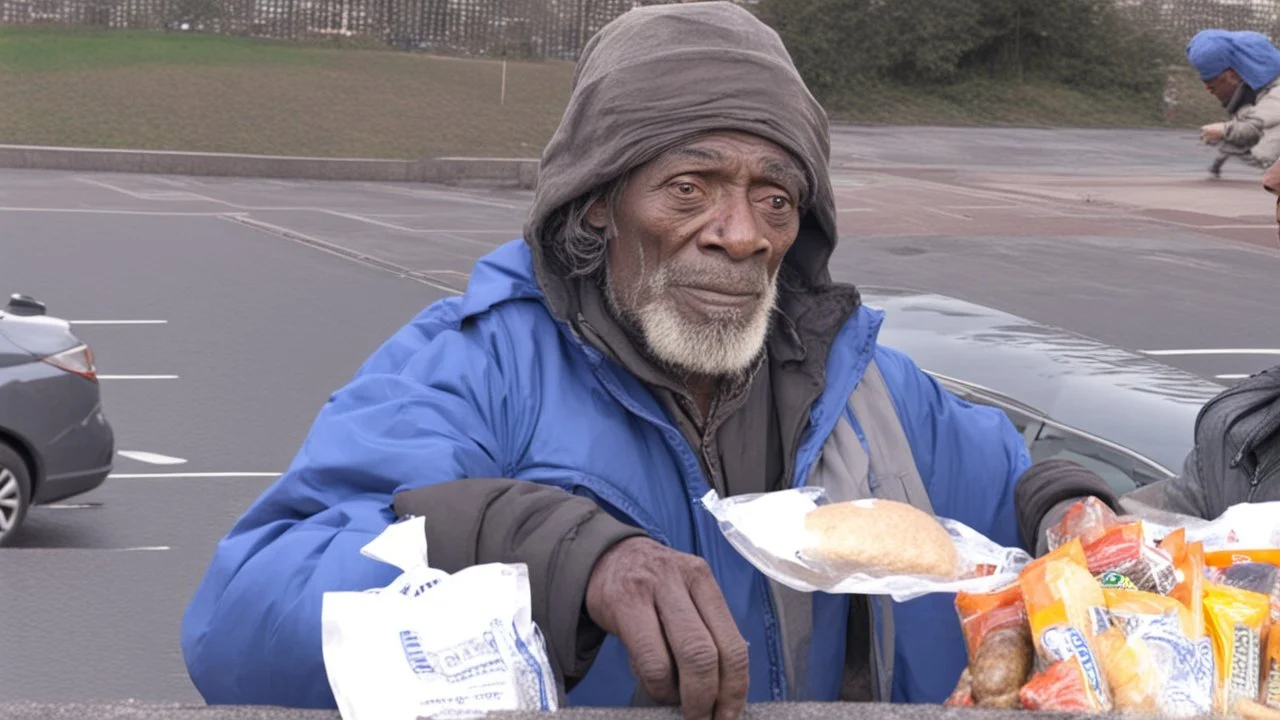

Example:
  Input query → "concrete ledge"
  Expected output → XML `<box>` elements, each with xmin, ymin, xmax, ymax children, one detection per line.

<box><xmin>0</xmin><ymin>702</ymin><xmax>1164</xmax><ymax>720</ymax></box>
<box><xmin>0</xmin><ymin>145</ymin><xmax>541</xmax><ymax>189</ymax></box>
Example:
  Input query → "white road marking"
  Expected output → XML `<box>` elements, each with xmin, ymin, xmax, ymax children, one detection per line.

<box><xmin>0</xmin><ymin>546</ymin><xmax>171</xmax><ymax>552</ymax></box>
<box><xmin>69</xmin><ymin>319</ymin><xmax>168</xmax><ymax>325</ymax></box>
<box><xmin>117</xmin><ymin>450</ymin><xmax>188</xmax><ymax>465</ymax></box>
<box><xmin>1216</xmin><ymin>374</ymin><xmax>1251</xmax><ymax>380</ymax></box>
<box><xmin>226</xmin><ymin>215</ymin><xmax>463</xmax><ymax>295</ymax></box>
<box><xmin>0</xmin><ymin>207</ymin><xmax>229</xmax><ymax>216</ymax></box>
<box><xmin>42</xmin><ymin>503</ymin><xmax>102</xmax><ymax>510</ymax></box>
<box><xmin>1141</xmin><ymin>348</ymin><xmax>1280</xmax><ymax>356</ymax></box>
<box><xmin>97</xmin><ymin>374</ymin><xmax>180</xmax><ymax>380</ymax></box>
<box><xmin>108</xmin><ymin>472</ymin><xmax>280</xmax><ymax>479</ymax></box>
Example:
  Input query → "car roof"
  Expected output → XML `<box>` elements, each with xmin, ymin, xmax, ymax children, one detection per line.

<box><xmin>861</xmin><ymin>286</ymin><xmax>1225</xmax><ymax>474</ymax></box>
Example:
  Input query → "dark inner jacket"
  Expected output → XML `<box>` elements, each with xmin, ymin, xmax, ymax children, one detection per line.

<box><xmin>391</xmin><ymin>0</ymin><xmax>1116</xmax><ymax>703</ymax></box>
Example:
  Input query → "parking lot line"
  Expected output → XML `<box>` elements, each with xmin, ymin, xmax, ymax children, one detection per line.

<box><xmin>1141</xmin><ymin>348</ymin><xmax>1280</xmax><ymax>356</ymax></box>
<box><xmin>97</xmin><ymin>374</ymin><xmax>179</xmax><ymax>380</ymax></box>
<box><xmin>69</xmin><ymin>319</ymin><xmax>168</xmax><ymax>325</ymax></box>
<box><xmin>108</xmin><ymin>472</ymin><xmax>280</xmax><ymax>479</ymax></box>
<box><xmin>117</xmin><ymin>450</ymin><xmax>187</xmax><ymax>465</ymax></box>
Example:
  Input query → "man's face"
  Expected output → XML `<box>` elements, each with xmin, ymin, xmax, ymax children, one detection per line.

<box><xmin>590</xmin><ymin>131</ymin><xmax>806</xmax><ymax>377</ymax></box>
<box><xmin>1206</xmin><ymin>68</ymin><xmax>1242</xmax><ymax>106</ymax></box>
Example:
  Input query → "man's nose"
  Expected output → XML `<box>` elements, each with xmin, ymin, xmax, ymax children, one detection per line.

<box><xmin>700</xmin><ymin>192</ymin><xmax>770</xmax><ymax>261</ymax></box>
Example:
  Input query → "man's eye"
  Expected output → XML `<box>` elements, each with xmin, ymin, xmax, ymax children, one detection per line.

<box><xmin>769</xmin><ymin>196</ymin><xmax>792</xmax><ymax>210</ymax></box>
<box><xmin>674</xmin><ymin>183</ymin><xmax>696</xmax><ymax>195</ymax></box>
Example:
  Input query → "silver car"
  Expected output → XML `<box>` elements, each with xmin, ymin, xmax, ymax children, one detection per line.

<box><xmin>0</xmin><ymin>293</ymin><xmax>115</xmax><ymax>546</ymax></box>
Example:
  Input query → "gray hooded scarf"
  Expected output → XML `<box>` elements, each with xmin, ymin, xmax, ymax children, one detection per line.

<box><xmin>523</xmin><ymin>0</ymin><xmax>844</xmax><ymax>323</ymax></box>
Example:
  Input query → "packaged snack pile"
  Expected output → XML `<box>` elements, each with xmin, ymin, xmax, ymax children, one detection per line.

<box><xmin>945</xmin><ymin>498</ymin><xmax>1280</xmax><ymax>718</ymax></box>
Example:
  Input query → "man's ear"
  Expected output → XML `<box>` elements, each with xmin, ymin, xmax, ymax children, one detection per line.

<box><xmin>586</xmin><ymin>198</ymin><xmax>610</xmax><ymax>232</ymax></box>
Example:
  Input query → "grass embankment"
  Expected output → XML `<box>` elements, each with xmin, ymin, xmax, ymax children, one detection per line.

<box><xmin>0</xmin><ymin>26</ymin><xmax>574</xmax><ymax>158</ymax></box>
<box><xmin>0</xmin><ymin>26</ymin><xmax>1226</xmax><ymax>158</ymax></box>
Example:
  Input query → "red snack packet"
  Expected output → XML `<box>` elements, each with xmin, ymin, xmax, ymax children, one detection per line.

<box><xmin>1046</xmin><ymin>497</ymin><xmax>1121</xmax><ymax>552</ymax></box>
<box><xmin>1020</xmin><ymin>659</ymin><xmax>1107</xmax><ymax>712</ymax></box>
<box><xmin>1083</xmin><ymin>522</ymin><xmax>1178</xmax><ymax>595</ymax></box>
<box><xmin>955</xmin><ymin>581</ymin><xmax>1027</xmax><ymax>663</ymax></box>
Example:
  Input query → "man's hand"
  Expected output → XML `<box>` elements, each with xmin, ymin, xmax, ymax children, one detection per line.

<box><xmin>585</xmin><ymin>537</ymin><xmax>749</xmax><ymax>720</ymax></box>
<box><xmin>1201</xmin><ymin>123</ymin><xmax>1226</xmax><ymax>144</ymax></box>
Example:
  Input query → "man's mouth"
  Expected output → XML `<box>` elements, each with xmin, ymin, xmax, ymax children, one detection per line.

<box><xmin>670</xmin><ymin>285</ymin><xmax>761</xmax><ymax>309</ymax></box>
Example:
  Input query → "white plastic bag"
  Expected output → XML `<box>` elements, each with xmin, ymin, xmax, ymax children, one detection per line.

<box><xmin>701</xmin><ymin>487</ymin><xmax>1032</xmax><ymax>602</ymax></box>
<box><xmin>321</xmin><ymin>516</ymin><xmax>558</xmax><ymax>720</ymax></box>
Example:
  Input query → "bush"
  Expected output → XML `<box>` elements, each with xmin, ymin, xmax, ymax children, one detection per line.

<box><xmin>754</xmin><ymin>0</ymin><xmax>1179</xmax><ymax>98</ymax></box>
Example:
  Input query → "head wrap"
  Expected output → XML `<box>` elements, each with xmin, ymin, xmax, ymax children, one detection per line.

<box><xmin>1188</xmin><ymin>29</ymin><xmax>1280</xmax><ymax>90</ymax></box>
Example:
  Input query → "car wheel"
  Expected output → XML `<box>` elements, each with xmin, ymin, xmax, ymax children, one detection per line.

<box><xmin>0</xmin><ymin>443</ymin><xmax>32</xmax><ymax>547</ymax></box>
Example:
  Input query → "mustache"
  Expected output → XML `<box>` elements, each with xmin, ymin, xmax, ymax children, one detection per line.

<box><xmin>651</xmin><ymin>259</ymin><xmax>772</xmax><ymax>293</ymax></box>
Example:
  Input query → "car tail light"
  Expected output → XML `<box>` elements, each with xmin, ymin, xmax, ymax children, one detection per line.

<box><xmin>42</xmin><ymin>344</ymin><xmax>97</xmax><ymax>381</ymax></box>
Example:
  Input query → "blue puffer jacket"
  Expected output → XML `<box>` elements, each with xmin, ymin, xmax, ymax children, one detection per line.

<box><xmin>180</xmin><ymin>239</ymin><xmax>1031</xmax><ymax>709</ymax></box>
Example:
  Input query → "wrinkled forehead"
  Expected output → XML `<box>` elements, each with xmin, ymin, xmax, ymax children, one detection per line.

<box><xmin>641</xmin><ymin>131</ymin><xmax>810</xmax><ymax>195</ymax></box>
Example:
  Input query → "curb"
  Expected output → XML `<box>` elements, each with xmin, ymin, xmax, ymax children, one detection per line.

<box><xmin>0</xmin><ymin>145</ymin><xmax>541</xmax><ymax>189</ymax></box>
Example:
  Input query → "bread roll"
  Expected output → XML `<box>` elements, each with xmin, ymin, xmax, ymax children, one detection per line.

<box><xmin>802</xmin><ymin>498</ymin><xmax>960</xmax><ymax>579</ymax></box>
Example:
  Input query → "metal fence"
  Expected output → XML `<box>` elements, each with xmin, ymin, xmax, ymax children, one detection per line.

<box><xmin>2</xmin><ymin>0</ymin><xmax>1279</xmax><ymax>60</ymax></box>
<box><xmin>1118</xmin><ymin>0</ymin><xmax>1280</xmax><ymax>45</ymax></box>
<box><xmin>0</xmin><ymin>0</ymin><xmax>685</xmax><ymax>58</ymax></box>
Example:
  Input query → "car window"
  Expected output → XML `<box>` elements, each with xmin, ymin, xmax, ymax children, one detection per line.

<box><xmin>1029</xmin><ymin>424</ymin><xmax>1166</xmax><ymax>495</ymax></box>
<box><xmin>936</xmin><ymin>379</ymin><xmax>1042</xmax><ymax>446</ymax></box>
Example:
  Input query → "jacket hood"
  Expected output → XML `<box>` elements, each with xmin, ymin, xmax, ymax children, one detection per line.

<box><xmin>522</xmin><ymin>0</ymin><xmax>838</xmax><ymax>322</ymax></box>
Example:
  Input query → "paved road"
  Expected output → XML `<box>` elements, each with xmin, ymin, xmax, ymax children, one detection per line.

<box><xmin>0</xmin><ymin>127</ymin><xmax>1278</xmax><ymax>704</ymax></box>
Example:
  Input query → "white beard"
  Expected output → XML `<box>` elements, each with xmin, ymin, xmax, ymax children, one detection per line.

<box><xmin>607</xmin><ymin>261</ymin><xmax>778</xmax><ymax>377</ymax></box>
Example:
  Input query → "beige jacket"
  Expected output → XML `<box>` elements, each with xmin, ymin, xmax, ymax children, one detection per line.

<box><xmin>1219</xmin><ymin>78</ymin><xmax>1280</xmax><ymax>168</ymax></box>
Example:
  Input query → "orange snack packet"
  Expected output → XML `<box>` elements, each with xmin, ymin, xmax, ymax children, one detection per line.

<box><xmin>1204</xmin><ymin>581</ymin><xmax>1271</xmax><ymax>714</ymax></box>
<box><xmin>1019</xmin><ymin>538</ymin><xmax>1113</xmax><ymax>712</ymax></box>
<box><xmin>955</xmin><ymin>581</ymin><xmax>1027</xmax><ymax>663</ymax></box>
<box><xmin>1207</xmin><ymin>549</ymin><xmax>1280</xmax><ymax>570</ymax></box>
<box><xmin>1161</xmin><ymin>529</ymin><xmax>1207</xmax><ymax>640</ymax></box>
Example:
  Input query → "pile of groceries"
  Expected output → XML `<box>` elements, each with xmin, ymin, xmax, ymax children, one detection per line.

<box><xmin>946</xmin><ymin>498</ymin><xmax>1279</xmax><ymax>717</ymax></box>
<box><xmin>703</xmin><ymin>490</ymin><xmax>1280</xmax><ymax>719</ymax></box>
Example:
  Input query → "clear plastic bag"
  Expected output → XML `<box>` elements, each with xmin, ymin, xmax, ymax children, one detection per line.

<box><xmin>700</xmin><ymin>488</ymin><xmax>1031</xmax><ymax>602</ymax></box>
<box><xmin>1120</xmin><ymin>500</ymin><xmax>1280</xmax><ymax>552</ymax></box>
<box><xmin>320</xmin><ymin>516</ymin><xmax>558</xmax><ymax>720</ymax></box>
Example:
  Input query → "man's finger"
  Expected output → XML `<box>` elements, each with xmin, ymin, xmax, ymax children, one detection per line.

<box><xmin>615</xmin><ymin>600</ymin><xmax>680</xmax><ymax>706</ymax></box>
<box><xmin>655</xmin><ymin>583</ymin><xmax>720</xmax><ymax>720</ymax></box>
<box><xmin>687</xmin><ymin>570</ymin><xmax>750</xmax><ymax>720</ymax></box>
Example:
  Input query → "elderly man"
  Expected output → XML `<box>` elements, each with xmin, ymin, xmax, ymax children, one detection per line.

<box><xmin>181</xmin><ymin>2</ymin><xmax>1116</xmax><ymax>715</ymax></box>
<box><xmin>1188</xmin><ymin>29</ymin><xmax>1280</xmax><ymax>175</ymax></box>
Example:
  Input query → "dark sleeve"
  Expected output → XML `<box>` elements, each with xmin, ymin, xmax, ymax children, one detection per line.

<box><xmin>392</xmin><ymin>478</ymin><xmax>647</xmax><ymax>691</ymax></box>
<box><xmin>1120</xmin><ymin>447</ymin><xmax>1211</xmax><ymax>520</ymax></box>
<box><xmin>1014</xmin><ymin>458</ymin><xmax>1121</xmax><ymax>555</ymax></box>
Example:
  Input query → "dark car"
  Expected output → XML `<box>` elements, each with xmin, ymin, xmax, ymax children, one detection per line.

<box><xmin>865</xmin><ymin>287</ymin><xmax>1226</xmax><ymax>496</ymax></box>
<box><xmin>0</xmin><ymin>294</ymin><xmax>115</xmax><ymax>546</ymax></box>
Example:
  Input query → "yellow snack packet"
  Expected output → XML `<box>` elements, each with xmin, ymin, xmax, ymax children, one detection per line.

<box><xmin>1204</xmin><ymin>581</ymin><xmax>1271</xmax><ymax>714</ymax></box>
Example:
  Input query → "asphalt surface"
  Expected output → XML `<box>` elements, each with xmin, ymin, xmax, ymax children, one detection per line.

<box><xmin>0</xmin><ymin>126</ymin><xmax>1278</xmax><ymax>706</ymax></box>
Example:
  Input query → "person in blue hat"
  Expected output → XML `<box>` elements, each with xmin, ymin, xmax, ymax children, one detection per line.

<box><xmin>1187</xmin><ymin>29</ymin><xmax>1280</xmax><ymax>175</ymax></box>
